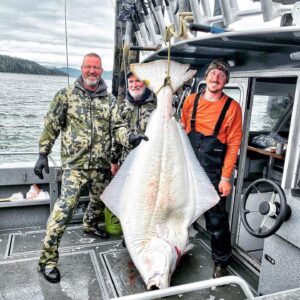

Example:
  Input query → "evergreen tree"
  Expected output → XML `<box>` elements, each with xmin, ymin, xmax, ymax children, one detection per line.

<box><xmin>0</xmin><ymin>55</ymin><xmax>67</xmax><ymax>76</ymax></box>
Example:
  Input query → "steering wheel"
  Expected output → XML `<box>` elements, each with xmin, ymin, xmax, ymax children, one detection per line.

<box><xmin>241</xmin><ymin>178</ymin><xmax>291</xmax><ymax>238</ymax></box>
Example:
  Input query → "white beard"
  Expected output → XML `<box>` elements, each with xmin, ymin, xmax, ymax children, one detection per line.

<box><xmin>83</xmin><ymin>77</ymin><xmax>99</xmax><ymax>87</ymax></box>
<box><xmin>129</xmin><ymin>87</ymin><xmax>146</xmax><ymax>100</ymax></box>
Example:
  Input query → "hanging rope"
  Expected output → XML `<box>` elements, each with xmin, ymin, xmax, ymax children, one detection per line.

<box><xmin>155</xmin><ymin>12</ymin><xmax>192</xmax><ymax>95</ymax></box>
<box><xmin>64</xmin><ymin>0</ymin><xmax>70</xmax><ymax>86</ymax></box>
<box><xmin>165</xmin><ymin>24</ymin><xmax>176</xmax><ymax>81</ymax></box>
<box><xmin>155</xmin><ymin>24</ymin><xmax>177</xmax><ymax>96</ymax></box>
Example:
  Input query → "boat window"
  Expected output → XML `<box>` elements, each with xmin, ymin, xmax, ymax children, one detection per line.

<box><xmin>250</xmin><ymin>95</ymin><xmax>292</xmax><ymax>132</ymax></box>
<box><xmin>244</xmin><ymin>78</ymin><xmax>296</xmax><ymax>187</ymax></box>
<box><xmin>223</xmin><ymin>87</ymin><xmax>241</xmax><ymax>102</ymax></box>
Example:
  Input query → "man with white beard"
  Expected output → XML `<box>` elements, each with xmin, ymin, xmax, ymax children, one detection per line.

<box><xmin>34</xmin><ymin>53</ymin><xmax>145</xmax><ymax>283</ymax></box>
<box><xmin>110</xmin><ymin>71</ymin><xmax>156</xmax><ymax>175</ymax></box>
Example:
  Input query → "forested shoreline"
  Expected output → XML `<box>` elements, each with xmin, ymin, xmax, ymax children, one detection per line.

<box><xmin>0</xmin><ymin>55</ymin><xmax>67</xmax><ymax>76</ymax></box>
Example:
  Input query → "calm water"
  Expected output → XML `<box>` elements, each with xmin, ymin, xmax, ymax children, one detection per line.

<box><xmin>0</xmin><ymin>73</ymin><xmax>111</xmax><ymax>165</ymax></box>
<box><xmin>0</xmin><ymin>72</ymin><xmax>278</xmax><ymax>166</ymax></box>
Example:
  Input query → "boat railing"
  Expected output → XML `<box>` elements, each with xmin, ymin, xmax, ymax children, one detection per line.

<box><xmin>110</xmin><ymin>276</ymin><xmax>255</xmax><ymax>300</ymax></box>
<box><xmin>198</xmin><ymin>0</ymin><xmax>294</xmax><ymax>27</ymax></box>
<box><xmin>0</xmin><ymin>151</ymin><xmax>88</xmax><ymax>230</ymax></box>
<box><xmin>0</xmin><ymin>151</ymin><xmax>60</xmax><ymax>167</ymax></box>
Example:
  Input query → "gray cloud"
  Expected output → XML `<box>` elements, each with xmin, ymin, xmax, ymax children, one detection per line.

<box><xmin>0</xmin><ymin>0</ymin><xmax>116</xmax><ymax>69</ymax></box>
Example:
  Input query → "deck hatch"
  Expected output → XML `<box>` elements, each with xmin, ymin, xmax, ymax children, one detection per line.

<box><xmin>0</xmin><ymin>250</ymin><xmax>109</xmax><ymax>300</ymax></box>
<box><xmin>7</xmin><ymin>226</ymin><xmax>118</xmax><ymax>256</ymax></box>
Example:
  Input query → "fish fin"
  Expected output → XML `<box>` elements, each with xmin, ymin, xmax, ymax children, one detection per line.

<box><xmin>130</xmin><ymin>60</ymin><xmax>196</xmax><ymax>94</ymax></box>
<box><xmin>101</xmin><ymin>148</ymin><xmax>138</xmax><ymax>218</ymax></box>
<box><xmin>176</xmin><ymin>122</ymin><xmax>220</xmax><ymax>223</ymax></box>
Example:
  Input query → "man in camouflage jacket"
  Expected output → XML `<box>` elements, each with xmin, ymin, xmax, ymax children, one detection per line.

<box><xmin>111</xmin><ymin>71</ymin><xmax>156</xmax><ymax>175</ymax></box>
<box><xmin>34</xmin><ymin>53</ymin><xmax>147</xmax><ymax>283</ymax></box>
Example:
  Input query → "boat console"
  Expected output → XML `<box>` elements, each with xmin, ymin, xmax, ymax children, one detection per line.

<box><xmin>258</xmin><ymin>189</ymin><xmax>300</xmax><ymax>294</ymax></box>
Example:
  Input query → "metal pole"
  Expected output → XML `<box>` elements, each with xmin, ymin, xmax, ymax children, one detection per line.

<box><xmin>219</xmin><ymin>0</ymin><xmax>235</xmax><ymax>27</ymax></box>
<box><xmin>212</xmin><ymin>0</ymin><xmax>224</xmax><ymax>28</ymax></box>
<box><xmin>189</xmin><ymin>0</ymin><xmax>202</xmax><ymax>24</ymax></box>
<box><xmin>260</xmin><ymin>0</ymin><xmax>293</xmax><ymax>22</ymax></box>
<box><xmin>141</xmin><ymin>0</ymin><xmax>161</xmax><ymax>45</ymax></box>
<box><xmin>131</xmin><ymin>17</ymin><xmax>147</xmax><ymax>56</ymax></box>
<box><xmin>168</xmin><ymin>0</ymin><xmax>180</xmax><ymax>34</ymax></box>
<box><xmin>64</xmin><ymin>0</ymin><xmax>70</xmax><ymax>86</ymax></box>
<box><xmin>136</xmin><ymin>19</ymin><xmax>152</xmax><ymax>46</ymax></box>
<box><xmin>165</xmin><ymin>0</ymin><xmax>175</xmax><ymax>26</ymax></box>
<box><xmin>153</xmin><ymin>3</ymin><xmax>166</xmax><ymax>38</ymax></box>
<box><xmin>229</xmin><ymin>0</ymin><xmax>238</xmax><ymax>11</ymax></box>
<box><xmin>237</xmin><ymin>8</ymin><xmax>262</xmax><ymax>18</ymax></box>
<box><xmin>179</xmin><ymin>0</ymin><xmax>191</xmax><ymax>12</ymax></box>
<box><xmin>144</xmin><ymin>14</ymin><xmax>161</xmax><ymax>45</ymax></box>
<box><xmin>123</xmin><ymin>20</ymin><xmax>132</xmax><ymax>51</ymax></box>
<box><xmin>111</xmin><ymin>276</ymin><xmax>254</xmax><ymax>300</ymax></box>
<box><xmin>260</xmin><ymin>0</ymin><xmax>279</xmax><ymax>22</ymax></box>
<box><xmin>122</xmin><ymin>20</ymin><xmax>132</xmax><ymax>90</ymax></box>
<box><xmin>201</xmin><ymin>0</ymin><xmax>212</xmax><ymax>17</ymax></box>
<box><xmin>169</xmin><ymin>0</ymin><xmax>178</xmax><ymax>13</ymax></box>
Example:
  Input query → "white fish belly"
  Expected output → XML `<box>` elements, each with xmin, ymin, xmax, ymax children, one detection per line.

<box><xmin>101</xmin><ymin>60</ymin><xmax>219</xmax><ymax>289</ymax></box>
<box><xmin>101</xmin><ymin>85</ymin><xmax>220</xmax><ymax>288</ymax></box>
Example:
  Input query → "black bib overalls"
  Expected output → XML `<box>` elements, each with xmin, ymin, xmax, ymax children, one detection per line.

<box><xmin>188</xmin><ymin>93</ymin><xmax>232</xmax><ymax>267</ymax></box>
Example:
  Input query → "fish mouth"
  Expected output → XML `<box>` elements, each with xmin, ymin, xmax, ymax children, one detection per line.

<box><xmin>146</xmin><ymin>276</ymin><xmax>169</xmax><ymax>290</ymax></box>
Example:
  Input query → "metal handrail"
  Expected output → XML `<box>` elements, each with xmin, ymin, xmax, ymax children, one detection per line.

<box><xmin>0</xmin><ymin>152</ymin><xmax>60</xmax><ymax>167</ymax></box>
<box><xmin>111</xmin><ymin>276</ymin><xmax>254</xmax><ymax>300</ymax></box>
<box><xmin>0</xmin><ymin>152</ymin><xmax>40</xmax><ymax>155</ymax></box>
<box><xmin>0</xmin><ymin>151</ymin><xmax>59</xmax><ymax>156</ymax></box>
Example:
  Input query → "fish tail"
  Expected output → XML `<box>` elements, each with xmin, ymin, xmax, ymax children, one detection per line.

<box><xmin>130</xmin><ymin>60</ymin><xmax>196</xmax><ymax>94</ymax></box>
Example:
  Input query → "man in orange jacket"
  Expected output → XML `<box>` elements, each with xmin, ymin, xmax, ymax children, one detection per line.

<box><xmin>181</xmin><ymin>59</ymin><xmax>243</xmax><ymax>278</ymax></box>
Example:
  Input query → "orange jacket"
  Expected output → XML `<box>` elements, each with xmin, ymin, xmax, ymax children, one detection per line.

<box><xmin>181</xmin><ymin>93</ymin><xmax>243</xmax><ymax>179</ymax></box>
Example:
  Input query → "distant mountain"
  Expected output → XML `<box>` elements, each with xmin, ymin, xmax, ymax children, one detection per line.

<box><xmin>0</xmin><ymin>55</ymin><xmax>67</xmax><ymax>76</ymax></box>
<box><xmin>57</xmin><ymin>67</ymin><xmax>113</xmax><ymax>80</ymax></box>
<box><xmin>102</xmin><ymin>70</ymin><xmax>113</xmax><ymax>80</ymax></box>
<box><xmin>57</xmin><ymin>67</ymin><xmax>81</xmax><ymax>78</ymax></box>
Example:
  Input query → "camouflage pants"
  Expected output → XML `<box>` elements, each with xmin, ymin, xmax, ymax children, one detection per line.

<box><xmin>39</xmin><ymin>168</ymin><xmax>110</xmax><ymax>267</ymax></box>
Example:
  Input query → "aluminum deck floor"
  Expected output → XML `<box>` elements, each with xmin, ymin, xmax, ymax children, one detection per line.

<box><xmin>0</xmin><ymin>224</ymin><xmax>247</xmax><ymax>300</ymax></box>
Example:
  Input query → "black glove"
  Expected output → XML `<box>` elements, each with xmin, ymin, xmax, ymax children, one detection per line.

<box><xmin>34</xmin><ymin>153</ymin><xmax>49</xmax><ymax>179</ymax></box>
<box><xmin>129</xmin><ymin>133</ymin><xmax>149</xmax><ymax>148</ymax></box>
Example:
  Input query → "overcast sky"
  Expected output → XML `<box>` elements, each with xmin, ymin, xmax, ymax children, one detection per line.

<box><xmin>0</xmin><ymin>0</ymin><xmax>116</xmax><ymax>70</ymax></box>
<box><xmin>0</xmin><ymin>0</ymin><xmax>280</xmax><ymax>71</ymax></box>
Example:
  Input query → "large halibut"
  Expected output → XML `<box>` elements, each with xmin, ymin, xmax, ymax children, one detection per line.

<box><xmin>101</xmin><ymin>60</ymin><xmax>220</xmax><ymax>289</ymax></box>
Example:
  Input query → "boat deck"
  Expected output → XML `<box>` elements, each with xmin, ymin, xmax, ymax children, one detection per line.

<box><xmin>0</xmin><ymin>224</ymin><xmax>247</xmax><ymax>300</ymax></box>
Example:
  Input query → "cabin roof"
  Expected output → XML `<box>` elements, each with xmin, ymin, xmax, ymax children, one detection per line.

<box><xmin>143</xmin><ymin>27</ymin><xmax>300</xmax><ymax>74</ymax></box>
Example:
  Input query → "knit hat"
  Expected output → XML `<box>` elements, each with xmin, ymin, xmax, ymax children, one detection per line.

<box><xmin>205</xmin><ymin>59</ymin><xmax>230</xmax><ymax>83</ymax></box>
<box><xmin>126</xmin><ymin>70</ymin><xmax>134</xmax><ymax>78</ymax></box>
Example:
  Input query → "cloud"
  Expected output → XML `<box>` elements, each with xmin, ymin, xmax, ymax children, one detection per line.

<box><xmin>0</xmin><ymin>0</ymin><xmax>115</xmax><ymax>69</ymax></box>
<box><xmin>0</xmin><ymin>0</ymin><xmax>285</xmax><ymax>70</ymax></box>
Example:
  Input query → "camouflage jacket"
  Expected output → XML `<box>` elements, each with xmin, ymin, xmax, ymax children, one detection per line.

<box><xmin>39</xmin><ymin>77</ymin><xmax>130</xmax><ymax>170</ymax></box>
<box><xmin>112</xmin><ymin>90</ymin><xmax>156</xmax><ymax>163</ymax></box>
